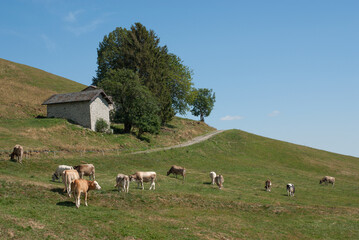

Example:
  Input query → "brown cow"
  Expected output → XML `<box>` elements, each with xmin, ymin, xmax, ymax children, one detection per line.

<box><xmin>265</xmin><ymin>179</ymin><xmax>272</xmax><ymax>192</ymax></box>
<box><xmin>10</xmin><ymin>144</ymin><xmax>23</xmax><ymax>163</ymax></box>
<box><xmin>215</xmin><ymin>175</ymin><xmax>224</xmax><ymax>190</ymax></box>
<box><xmin>71</xmin><ymin>179</ymin><xmax>101</xmax><ymax>208</ymax></box>
<box><xmin>167</xmin><ymin>165</ymin><xmax>186</xmax><ymax>180</ymax></box>
<box><xmin>73</xmin><ymin>164</ymin><xmax>95</xmax><ymax>180</ymax></box>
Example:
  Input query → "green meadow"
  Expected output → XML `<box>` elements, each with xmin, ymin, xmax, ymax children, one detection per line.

<box><xmin>1</xmin><ymin>130</ymin><xmax>358</xmax><ymax>239</ymax></box>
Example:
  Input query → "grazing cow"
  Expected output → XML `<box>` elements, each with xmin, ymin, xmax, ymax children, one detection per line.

<box><xmin>10</xmin><ymin>144</ymin><xmax>23</xmax><ymax>164</ymax></box>
<box><xmin>71</xmin><ymin>179</ymin><xmax>101</xmax><ymax>208</ymax></box>
<box><xmin>62</xmin><ymin>169</ymin><xmax>80</xmax><ymax>196</ymax></box>
<box><xmin>265</xmin><ymin>179</ymin><xmax>272</xmax><ymax>192</ymax></box>
<box><xmin>215</xmin><ymin>175</ymin><xmax>224</xmax><ymax>190</ymax></box>
<box><xmin>319</xmin><ymin>176</ymin><xmax>335</xmax><ymax>187</ymax></box>
<box><xmin>115</xmin><ymin>174</ymin><xmax>130</xmax><ymax>193</ymax></box>
<box><xmin>52</xmin><ymin>165</ymin><xmax>73</xmax><ymax>182</ymax></box>
<box><xmin>167</xmin><ymin>165</ymin><xmax>186</xmax><ymax>180</ymax></box>
<box><xmin>73</xmin><ymin>164</ymin><xmax>95</xmax><ymax>180</ymax></box>
<box><xmin>129</xmin><ymin>171</ymin><xmax>156</xmax><ymax>190</ymax></box>
<box><xmin>287</xmin><ymin>183</ymin><xmax>295</xmax><ymax>197</ymax></box>
<box><xmin>209</xmin><ymin>171</ymin><xmax>216</xmax><ymax>185</ymax></box>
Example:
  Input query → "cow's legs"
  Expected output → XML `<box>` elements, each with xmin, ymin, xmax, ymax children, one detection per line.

<box><xmin>84</xmin><ymin>192</ymin><xmax>88</xmax><ymax>206</ymax></box>
<box><xmin>141</xmin><ymin>180</ymin><xmax>144</xmax><ymax>190</ymax></box>
<box><xmin>150</xmin><ymin>180</ymin><xmax>155</xmax><ymax>190</ymax></box>
<box><xmin>76</xmin><ymin>192</ymin><xmax>80</xmax><ymax>208</ymax></box>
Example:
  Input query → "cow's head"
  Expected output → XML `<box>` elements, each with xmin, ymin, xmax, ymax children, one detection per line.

<box><xmin>52</xmin><ymin>173</ymin><xmax>59</xmax><ymax>181</ymax></box>
<box><xmin>166</xmin><ymin>171</ymin><xmax>170</xmax><ymax>176</ymax></box>
<box><xmin>92</xmin><ymin>181</ymin><xmax>101</xmax><ymax>190</ymax></box>
<box><xmin>129</xmin><ymin>174</ymin><xmax>136</xmax><ymax>182</ymax></box>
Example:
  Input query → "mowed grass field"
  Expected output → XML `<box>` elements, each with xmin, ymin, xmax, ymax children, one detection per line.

<box><xmin>1</xmin><ymin>130</ymin><xmax>358</xmax><ymax>239</ymax></box>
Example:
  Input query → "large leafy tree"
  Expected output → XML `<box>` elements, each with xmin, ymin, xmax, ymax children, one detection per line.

<box><xmin>191</xmin><ymin>88</ymin><xmax>216</xmax><ymax>122</ymax></box>
<box><xmin>97</xmin><ymin>69</ymin><xmax>160</xmax><ymax>134</ymax></box>
<box><xmin>93</xmin><ymin>22</ymin><xmax>193</xmax><ymax>125</ymax></box>
<box><xmin>167</xmin><ymin>54</ymin><xmax>194</xmax><ymax>115</ymax></box>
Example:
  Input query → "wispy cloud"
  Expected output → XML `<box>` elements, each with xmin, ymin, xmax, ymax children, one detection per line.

<box><xmin>66</xmin><ymin>19</ymin><xmax>103</xmax><ymax>36</ymax></box>
<box><xmin>268</xmin><ymin>110</ymin><xmax>280</xmax><ymax>117</ymax></box>
<box><xmin>64</xmin><ymin>10</ymin><xmax>83</xmax><ymax>23</ymax></box>
<box><xmin>220</xmin><ymin>115</ymin><xmax>244</xmax><ymax>121</ymax></box>
<box><xmin>41</xmin><ymin>34</ymin><xmax>56</xmax><ymax>52</ymax></box>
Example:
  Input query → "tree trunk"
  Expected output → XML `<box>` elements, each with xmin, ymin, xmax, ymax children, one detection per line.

<box><xmin>200</xmin><ymin>113</ymin><xmax>204</xmax><ymax>122</ymax></box>
<box><xmin>124</xmin><ymin>123</ymin><xmax>132</xmax><ymax>133</ymax></box>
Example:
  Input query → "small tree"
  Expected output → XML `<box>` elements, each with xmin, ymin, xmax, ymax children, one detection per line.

<box><xmin>95</xmin><ymin>118</ymin><xmax>109</xmax><ymax>133</ymax></box>
<box><xmin>190</xmin><ymin>88</ymin><xmax>216</xmax><ymax>122</ymax></box>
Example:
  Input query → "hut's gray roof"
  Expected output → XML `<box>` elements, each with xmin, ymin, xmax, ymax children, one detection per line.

<box><xmin>42</xmin><ymin>89</ymin><xmax>113</xmax><ymax>105</ymax></box>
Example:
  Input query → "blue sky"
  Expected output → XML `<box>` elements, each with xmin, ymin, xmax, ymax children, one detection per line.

<box><xmin>1</xmin><ymin>0</ymin><xmax>359</xmax><ymax>157</ymax></box>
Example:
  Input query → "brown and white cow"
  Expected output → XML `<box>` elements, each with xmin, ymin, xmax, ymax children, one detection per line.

<box><xmin>62</xmin><ymin>169</ymin><xmax>80</xmax><ymax>197</ymax></box>
<box><xmin>129</xmin><ymin>171</ymin><xmax>156</xmax><ymax>190</ymax></box>
<box><xmin>215</xmin><ymin>175</ymin><xmax>224</xmax><ymax>190</ymax></box>
<box><xmin>115</xmin><ymin>174</ymin><xmax>130</xmax><ymax>193</ymax></box>
<box><xmin>73</xmin><ymin>164</ymin><xmax>95</xmax><ymax>180</ymax></box>
<box><xmin>71</xmin><ymin>179</ymin><xmax>101</xmax><ymax>208</ymax></box>
<box><xmin>10</xmin><ymin>144</ymin><xmax>23</xmax><ymax>164</ymax></box>
<box><xmin>287</xmin><ymin>183</ymin><xmax>295</xmax><ymax>197</ymax></box>
<box><xmin>167</xmin><ymin>165</ymin><xmax>186</xmax><ymax>180</ymax></box>
<box><xmin>265</xmin><ymin>179</ymin><xmax>272</xmax><ymax>192</ymax></box>
<box><xmin>319</xmin><ymin>176</ymin><xmax>335</xmax><ymax>187</ymax></box>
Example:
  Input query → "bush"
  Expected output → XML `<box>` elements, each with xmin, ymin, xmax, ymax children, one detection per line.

<box><xmin>95</xmin><ymin>118</ymin><xmax>109</xmax><ymax>133</ymax></box>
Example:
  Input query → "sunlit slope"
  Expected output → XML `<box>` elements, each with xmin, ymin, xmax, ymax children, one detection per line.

<box><xmin>0</xmin><ymin>129</ymin><xmax>358</xmax><ymax>239</ymax></box>
<box><xmin>0</xmin><ymin>58</ymin><xmax>85</xmax><ymax>119</ymax></box>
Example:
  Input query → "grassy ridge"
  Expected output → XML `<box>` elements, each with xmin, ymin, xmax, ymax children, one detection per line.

<box><xmin>0</xmin><ymin>117</ymin><xmax>215</xmax><ymax>153</ymax></box>
<box><xmin>0</xmin><ymin>130</ymin><xmax>358</xmax><ymax>239</ymax></box>
<box><xmin>0</xmin><ymin>58</ymin><xmax>85</xmax><ymax>119</ymax></box>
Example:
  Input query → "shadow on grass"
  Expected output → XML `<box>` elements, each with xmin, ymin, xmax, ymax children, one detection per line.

<box><xmin>164</xmin><ymin>123</ymin><xmax>176</xmax><ymax>129</ymax></box>
<box><xmin>51</xmin><ymin>187</ymin><xmax>65</xmax><ymax>195</ymax></box>
<box><xmin>56</xmin><ymin>201</ymin><xmax>75</xmax><ymax>207</ymax></box>
<box><xmin>203</xmin><ymin>182</ymin><xmax>212</xmax><ymax>185</ymax></box>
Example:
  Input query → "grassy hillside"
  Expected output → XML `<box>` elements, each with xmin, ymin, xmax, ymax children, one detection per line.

<box><xmin>0</xmin><ymin>58</ymin><xmax>85</xmax><ymax>119</ymax></box>
<box><xmin>0</xmin><ymin>130</ymin><xmax>358</xmax><ymax>239</ymax></box>
<box><xmin>0</xmin><ymin>59</ymin><xmax>216</xmax><ymax>155</ymax></box>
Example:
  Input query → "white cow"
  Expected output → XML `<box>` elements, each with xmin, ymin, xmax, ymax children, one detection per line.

<box><xmin>52</xmin><ymin>165</ymin><xmax>73</xmax><ymax>182</ymax></box>
<box><xmin>319</xmin><ymin>176</ymin><xmax>335</xmax><ymax>187</ymax></box>
<box><xmin>129</xmin><ymin>171</ymin><xmax>156</xmax><ymax>190</ymax></box>
<box><xmin>209</xmin><ymin>171</ymin><xmax>216</xmax><ymax>185</ymax></box>
<box><xmin>115</xmin><ymin>174</ymin><xmax>130</xmax><ymax>193</ymax></box>
<box><xmin>63</xmin><ymin>169</ymin><xmax>80</xmax><ymax>197</ymax></box>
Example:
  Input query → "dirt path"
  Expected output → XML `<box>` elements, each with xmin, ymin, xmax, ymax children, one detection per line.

<box><xmin>131</xmin><ymin>130</ymin><xmax>224</xmax><ymax>154</ymax></box>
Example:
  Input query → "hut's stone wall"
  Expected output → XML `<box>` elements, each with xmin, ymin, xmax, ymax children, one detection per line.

<box><xmin>89</xmin><ymin>95</ymin><xmax>110</xmax><ymax>131</ymax></box>
<box><xmin>47</xmin><ymin>101</ymin><xmax>91</xmax><ymax>129</ymax></box>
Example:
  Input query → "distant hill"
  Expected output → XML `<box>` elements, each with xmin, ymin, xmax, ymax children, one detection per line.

<box><xmin>0</xmin><ymin>58</ymin><xmax>85</xmax><ymax>119</ymax></box>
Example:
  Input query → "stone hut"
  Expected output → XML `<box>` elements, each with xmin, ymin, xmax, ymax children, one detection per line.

<box><xmin>42</xmin><ymin>86</ymin><xmax>113</xmax><ymax>131</ymax></box>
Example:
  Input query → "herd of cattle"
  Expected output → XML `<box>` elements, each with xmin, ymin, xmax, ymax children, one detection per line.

<box><xmin>9</xmin><ymin>144</ymin><xmax>336</xmax><ymax>208</ymax></box>
<box><xmin>53</xmin><ymin>164</ymin><xmax>192</xmax><ymax>208</ymax></box>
